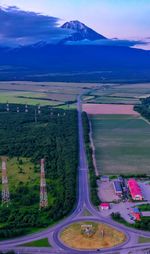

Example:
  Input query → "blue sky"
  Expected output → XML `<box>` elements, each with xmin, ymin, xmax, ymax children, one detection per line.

<box><xmin>1</xmin><ymin>0</ymin><xmax>150</xmax><ymax>39</ymax></box>
<box><xmin>0</xmin><ymin>0</ymin><xmax>150</xmax><ymax>49</ymax></box>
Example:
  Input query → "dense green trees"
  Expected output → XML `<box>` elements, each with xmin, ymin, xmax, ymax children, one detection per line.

<box><xmin>134</xmin><ymin>97</ymin><xmax>150</xmax><ymax>121</ymax></box>
<box><xmin>138</xmin><ymin>204</ymin><xmax>150</xmax><ymax>211</ymax></box>
<box><xmin>0</xmin><ymin>104</ymin><xmax>78</xmax><ymax>238</ymax></box>
<box><xmin>135</xmin><ymin>217</ymin><xmax>150</xmax><ymax>231</ymax></box>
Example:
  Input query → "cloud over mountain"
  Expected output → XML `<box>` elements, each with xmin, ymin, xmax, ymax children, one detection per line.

<box><xmin>0</xmin><ymin>6</ymin><xmax>71</xmax><ymax>46</ymax></box>
<box><xmin>66</xmin><ymin>38</ymin><xmax>149</xmax><ymax>48</ymax></box>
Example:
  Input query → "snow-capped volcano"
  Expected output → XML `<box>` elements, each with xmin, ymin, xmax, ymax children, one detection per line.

<box><xmin>61</xmin><ymin>20</ymin><xmax>107</xmax><ymax>42</ymax></box>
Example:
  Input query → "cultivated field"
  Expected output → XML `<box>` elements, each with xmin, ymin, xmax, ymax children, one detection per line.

<box><xmin>0</xmin><ymin>81</ymin><xmax>99</xmax><ymax>107</ymax></box>
<box><xmin>83</xmin><ymin>103</ymin><xmax>139</xmax><ymax>115</ymax></box>
<box><xmin>2</xmin><ymin>82</ymin><xmax>150</xmax><ymax>108</ymax></box>
<box><xmin>90</xmin><ymin>114</ymin><xmax>150</xmax><ymax>175</ymax></box>
<box><xmin>84</xmin><ymin>83</ymin><xmax>150</xmax><ymax>105</ymax></box>
<box><xmin>60</xmin><ymin>221</ymin><xmax>126</xmax><ymax>250</ymax></box>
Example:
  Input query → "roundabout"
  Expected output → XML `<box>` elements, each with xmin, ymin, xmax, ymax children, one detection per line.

<box><xmin>59</xmin><ymin>220</ymin><xmax>126</xmax><ymax>250</ymax></box>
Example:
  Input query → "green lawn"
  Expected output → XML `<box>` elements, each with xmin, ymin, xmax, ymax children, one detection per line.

<box><xmin>23</xmin><ymin>238</ymin><xmax>51</xmax><ymax>247</ymax></box>
<box><xmin>138</xmin><ymin>237</ymin><xmax>150</xmax><ymax>243</ymax></box>
<box><xmin>91</xmin><ymin>114</ymin><xmax>150</xmax><ymax>175</ymax></box>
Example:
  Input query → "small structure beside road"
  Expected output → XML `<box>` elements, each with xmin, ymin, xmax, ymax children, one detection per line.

<box><xmin>100</xmin><ymin>203</ymin><xmax>110</xmax><ymax>210</ymax></box>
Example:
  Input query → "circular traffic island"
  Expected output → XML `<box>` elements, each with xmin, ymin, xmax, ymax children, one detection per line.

<box><xmin>60</xmin><ymin>221</ymin><xmax>126</xmax><ymax>250</ymax></box>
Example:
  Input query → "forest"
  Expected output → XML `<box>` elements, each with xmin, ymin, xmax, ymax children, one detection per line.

<box><xmin>134</xmin><ymin>97</ymin><xmax>150</xmax><ymax>120</ymax></box>
<box><xmin>0</xmin><ymin>103</ymin><xmax>78</xmax><ymax>238</ymax></box>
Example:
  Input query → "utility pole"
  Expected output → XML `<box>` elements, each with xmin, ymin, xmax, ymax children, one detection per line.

<box><xmin>25</xmin><ymin>104</ymin><xmax>28</xmax><ymax>113</ymax></box>
<box><xmin>38</xmin><ymin>105</ymin><xmax>41</xmax><ymax>114</ymax></box>
<box><xmin>1</xmin><ymin>159</ymin><xmax>10</xmax><ymax>206</ymax></box>
<box><xmin>6</xmin><ymin>102</ymin><xmax>9</xmax><ymax>112</ymax></box>
<box><xmin>39</xmin><ymin>159</ymin><xmax>48</xmax><ymax>209</ymax></box>
<box><xmin>35</xmin><ymin>108</ymin><xmax>37</xmax><ymax>123</ymax></box>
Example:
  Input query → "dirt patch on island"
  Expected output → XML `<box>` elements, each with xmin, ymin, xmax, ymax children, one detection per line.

<box><xmin>60</xmin><ymin>221</ymin><xmax>126</xmax><ymax>250</ymax></box>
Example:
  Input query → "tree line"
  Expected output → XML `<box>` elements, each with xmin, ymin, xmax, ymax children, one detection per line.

<box><xmin>134</xmin><ymin>97</ymin><xmax>150</xmax><ymax>121</ymax></box>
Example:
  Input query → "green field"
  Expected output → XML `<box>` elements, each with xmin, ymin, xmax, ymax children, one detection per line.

<box><xmin>91</xmin><ymin>114</ymin><xmax>150</xmax><ymax>175</ymax></box>
<box><xmin>0</xmin><ymin>81</ymin><xmax>99</xmax><ymax>107</ymax></box>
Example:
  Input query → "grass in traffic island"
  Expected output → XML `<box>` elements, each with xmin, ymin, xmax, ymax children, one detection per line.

<box><xmin>60</xmin><ymin>221</ymin><xmax>126</xmax><ymax>250</ymax></box>
<box><xmin>81</xmin><ymin>208</ymin><xmax>93</xmax><ymax>217</ymax></box>
<box><xmin>138</xmin><ymin>237</ymin><xmax>150</xmax><ymax>244</ymax></box>
<box><xmin>22</xmin><ymin>238</ymin><xmax>51</xmax><ymax>247</ymax></box>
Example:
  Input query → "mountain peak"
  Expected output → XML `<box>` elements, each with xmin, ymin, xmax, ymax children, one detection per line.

<box><xmin>61</xmin><ymin>20</ymin><xmax>87</xmax><ymax>30</ymax></box>
<box><xmin>61</xmin><ymin>20</ymin><xmax>107</xmax><ymax>42</ymax></box>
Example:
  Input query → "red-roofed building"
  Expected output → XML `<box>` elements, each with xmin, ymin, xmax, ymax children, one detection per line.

<box><xmin>100</xmin><ymin>203</ymin><xmax>110</xmax><ymax>210</ymax></box>
<box><xmin>128</xmin><ymin>179</ymin><xmax>143</xmax><ymax>201</ymax></box>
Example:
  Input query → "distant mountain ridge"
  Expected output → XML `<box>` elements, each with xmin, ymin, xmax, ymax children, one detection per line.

<box><xmin>0</xmin><ymin>44</ymin><xmax>150</xmax><ymax>82</ymax></box>
<box><xmin>61</xmin><ymin>20</ymin><xmax>107</xmax><ymax>43</ymax></box>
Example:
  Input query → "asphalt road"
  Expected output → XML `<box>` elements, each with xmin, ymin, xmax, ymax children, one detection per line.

<box><xmin>0</xmin><ymin>95</ymin><xmax>150</xmax><ymax>254</ymax></box>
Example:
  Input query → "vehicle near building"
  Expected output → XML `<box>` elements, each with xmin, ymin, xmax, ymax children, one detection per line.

<box><xmin>131</xmin><ymin>207</ymin><xmax>141</xmax><ymax>221</ymax></box>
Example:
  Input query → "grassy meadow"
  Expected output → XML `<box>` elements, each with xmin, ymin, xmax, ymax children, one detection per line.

<box><xmin>0</xmin><ymin>157</ymin><xmax>39</xmax><ymax>191</ymax></box>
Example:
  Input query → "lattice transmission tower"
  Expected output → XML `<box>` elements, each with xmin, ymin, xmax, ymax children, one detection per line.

<box><xmin>39</xmin><ymin>159</ymin><xmax>48</xmax><ymax>209</ymax></box>
<box><xmin>1</xmin><ymin>159</ymin><xmax>10</xmax><ymax>206</ymax></box>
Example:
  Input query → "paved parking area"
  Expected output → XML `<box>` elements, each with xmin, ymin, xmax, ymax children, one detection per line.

<box><xmin>98</xmin><ymin>181</ymin><xmax>120</xmax><ymax>202</ymax></box>
<box><xmin>138</xmin><ymin>181</ymin><xmax>150</xmax><ymax>201</ymax></box>
<box><xmin>99</xmin><ymin>201</ymin><xmax>149</xmax><ymax>224</ymax></box>
<box><xmin>100</xmin><ymin>202</ymin><xmax>135</xmax><ymax>223</ymax></box>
